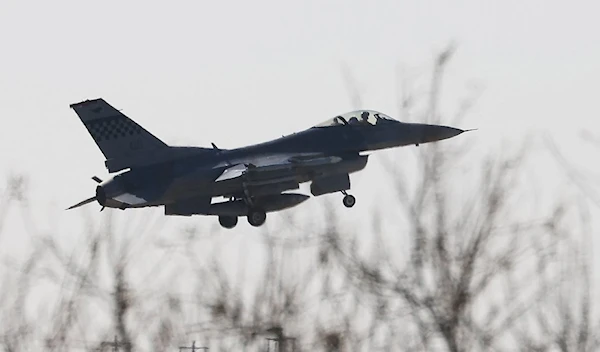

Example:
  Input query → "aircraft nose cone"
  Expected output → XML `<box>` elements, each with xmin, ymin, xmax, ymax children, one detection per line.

<box><xmin>413</xmin><ymin>123</ymin><xmax>466</xmax><ymax>143</ymax></box>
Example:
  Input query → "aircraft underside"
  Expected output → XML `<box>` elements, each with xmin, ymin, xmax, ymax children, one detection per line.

<box><xmin>164</xmin><ymin>157</ymin><xmax>368</xmax><ymax>229</ymax></box>
<box><xmin>215</xmin><ymin>191</ymin><xmax>356</xmax><ymax>229</ymax></box>
<box><xmin>212</xmin><ymin>172</ymin><xmax>358</xmax><ymax>229</ymax></box>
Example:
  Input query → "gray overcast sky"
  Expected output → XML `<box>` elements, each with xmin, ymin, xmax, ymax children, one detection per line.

<box><xmin>0</xmin><ymin>0</ymin><xmax>598</xmax><ymax>255</ymax></box>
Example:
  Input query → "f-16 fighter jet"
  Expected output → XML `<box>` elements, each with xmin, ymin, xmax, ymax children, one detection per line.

<box><xmin>67</xmin><ymin>99</ymin><xmax>470</xmax><ymax>228</ymax></box>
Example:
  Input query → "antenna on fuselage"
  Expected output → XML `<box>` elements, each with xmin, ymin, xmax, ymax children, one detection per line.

<box><xmin>212</xmin><ymin>142</ymin><xmax>233</xmax><ymax>166</ymax></box>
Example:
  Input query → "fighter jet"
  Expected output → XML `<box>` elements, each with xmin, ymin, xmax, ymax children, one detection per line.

<box><xmin>67</xmin><ymin>99</ymin><xmax>470</xmax><ymax>228</ymax></box>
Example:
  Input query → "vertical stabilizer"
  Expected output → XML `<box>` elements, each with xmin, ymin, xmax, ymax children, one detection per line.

<box><xmin>70</xmin><ymin>98</ymin><xmax>168</xmax><ymax>162</ymax></box>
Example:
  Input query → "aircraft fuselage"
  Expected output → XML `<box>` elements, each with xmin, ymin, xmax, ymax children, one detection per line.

<box><xmin>67</xmin><ymin>99</ymin><xmax>468</xmax><ymax>228</ymax></box>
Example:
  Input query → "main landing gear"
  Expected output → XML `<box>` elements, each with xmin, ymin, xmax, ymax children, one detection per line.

<box><xmin>247</xmin><ymin>208</ymin><xmax>267</xmax><ymax>227</ymax></box>
<box><xmin>341</xmin><ymin>190</ymin><xmax>356</xmax><ymax>208</ymax></box>
<box><xmin>218</xmin><ymin>202</ymin><xmax>267</xmax><ymax>229</ymax></box>
<box><xmin>218</xmin><ymin>208</ymin><xmax>266</xmax><ymax>229</ymax></box>
<box><xmin>218</xmin><ymin>215</ymin><xmax>238</xmax><ymax>229</ymax></box>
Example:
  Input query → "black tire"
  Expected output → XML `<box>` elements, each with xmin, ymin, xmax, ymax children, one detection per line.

<box><xmin>247</xmin><ymin>208</ymin><xmax>267</xmax><ymax>227</ymax></box>
<box><xmin>219</xmin><ymin>215</ymin><xmax>238</xmax><ymax>229</ymax></box>
<box><xmin>343</xmin><ymin>194</ymin><xmax>356</xmax><ymax>208</ymax></box>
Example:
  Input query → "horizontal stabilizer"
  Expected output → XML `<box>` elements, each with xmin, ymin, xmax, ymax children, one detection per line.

<box><xmin>112</xmin><ymin>193</ymin><xmax>148</xmax><ymax>206</ymax></box>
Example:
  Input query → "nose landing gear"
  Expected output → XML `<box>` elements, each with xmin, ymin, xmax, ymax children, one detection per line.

<box><xmin>341</xmin><ymin>191</ymin><xmax>356</xmax><ymax>208</ymax></box>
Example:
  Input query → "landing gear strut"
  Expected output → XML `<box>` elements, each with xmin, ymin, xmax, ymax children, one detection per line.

<box><xmin>341</xmin><ymin>191</ymin><xmax>356</xmax><ymax>208</ymax></box>
<box><xmin>219</xmin><ymin>215</ymin><xmax>238</xmax><ymax>229</ymax></box>
<box><xmin>247</xmin><ymin>208</ymin><xmax>267</xmax><ymax>227</ymax></box>
<box><xmin>243</xmin><ymin>191</ymin><xmax>267</xmax><ymax>227</ymax></box>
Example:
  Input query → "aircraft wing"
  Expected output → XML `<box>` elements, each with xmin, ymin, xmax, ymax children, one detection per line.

<box><xmin>215</xmin><ymin>163</ymin><xmax>249</xmax><ymax>182</ymax></box>
<box><xmin>211</xmin><ymin>152</ymin><xmax>368</xmax><ymax>200</ymax></box>
<box><xmin>214</xmin><ymin>153</ymin><xmax>343</xmax><ymax>183</ymax></box>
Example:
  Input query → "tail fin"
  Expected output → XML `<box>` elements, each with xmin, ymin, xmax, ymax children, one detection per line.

<box><xmin>70</xmin><ymin>99</ymin><xmax>168</xmax><ymax>161</ymax></box>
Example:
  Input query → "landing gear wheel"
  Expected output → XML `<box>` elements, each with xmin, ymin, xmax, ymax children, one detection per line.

<box><xmin>219</xmin><ymin>215</ymin><xmax>238</xmax><ymax>229</ymax></box>
<box><xmin>343</xmin><ymin>194</ymin><xmax>356</xmax><ymax>208</ymax></box>
<box><xmin>247</xmin><ymin>208</ymin><xmax>267</xmax><ymax>227</ymax></box>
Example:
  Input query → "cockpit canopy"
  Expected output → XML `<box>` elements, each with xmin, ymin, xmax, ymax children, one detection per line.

<box><xmin>313</xmin><ymin>110</ymin><xmax>397</xmax><ymax>128</ymax></box>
